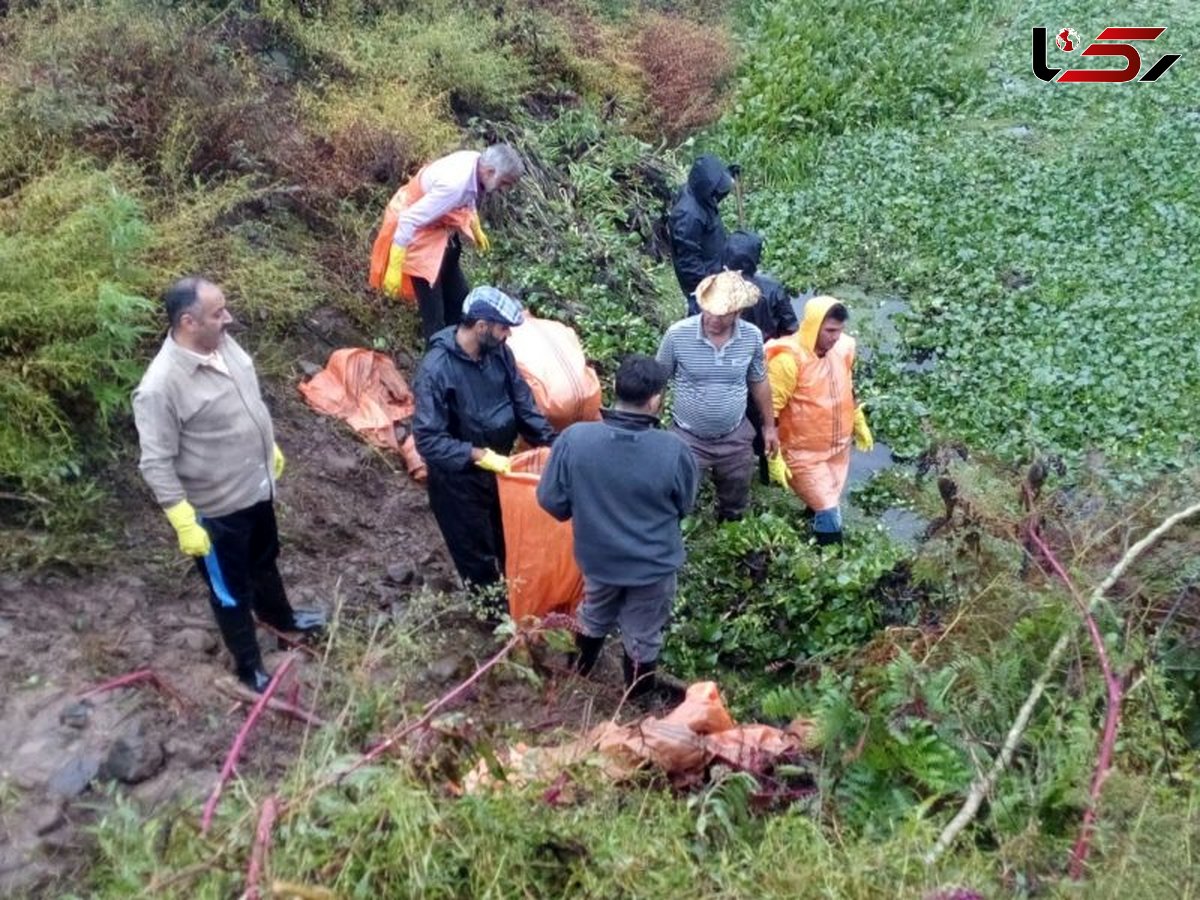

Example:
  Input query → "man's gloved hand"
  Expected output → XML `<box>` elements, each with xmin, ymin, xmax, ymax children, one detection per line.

<box><xmin>164</xmin><ymin>500</ymin><xmax>211</xmax><ymax>557</ymax></box>
<box><xmin>853</xmin><ymin>406</ymin><xmax>874</xmax><ymax>452</ymax></box>
<box><xmin>469</xmin><ymin>215</ymin><xmax>491</xmax><ymax>254</ymax></box>
<box><xmin>273</xmin><ymin>443</ymin><xmax>286</xmax><ymax>479</ymax></box>
<box><xmin>382</xmin><ymin>245</ymin><xmax>406</xmax><ymax>297</ymax></box>
<box><xmin>474</xmin><ymin>449</ymin><xmax>511</xmax><ymax>474</ymax></box>
<box><xmin>767</xmin><ymin>452</ymin><xmax>792</xmax><ymax>488</ymax></box>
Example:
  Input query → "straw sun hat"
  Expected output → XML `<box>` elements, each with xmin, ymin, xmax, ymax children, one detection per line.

<box><xmin>694</xmin><ymin>270</ymin><xmax>762</xmax><ymax>315</ymax></box>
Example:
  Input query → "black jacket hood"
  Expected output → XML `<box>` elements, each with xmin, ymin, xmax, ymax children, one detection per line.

<box><xmin>723</xmin><ymin>230</ymin><xmax>764</xmax><ymax>275</ymax></box>
<box><xmin>687</xmin><ymin>154</ymin><xmax>734</xmax><ymax>208</ymax></box>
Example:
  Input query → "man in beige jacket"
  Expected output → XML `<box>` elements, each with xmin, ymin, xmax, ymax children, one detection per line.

<box><xmin>132</xmin><ymin>277</ymin><xmax>322</xmax><ymax>691</ymax></box>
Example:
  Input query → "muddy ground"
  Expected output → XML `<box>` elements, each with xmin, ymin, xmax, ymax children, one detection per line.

<box><xmin>0</xmin><ymin>315</ymin><xmax>625</xmax><ymax>896</ymax></box>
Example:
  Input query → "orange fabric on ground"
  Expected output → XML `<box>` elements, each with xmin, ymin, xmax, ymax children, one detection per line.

<box><xmin>505</xmin><ymin>315</ymin><xmax>602</xmax><ymax>432</ymax></box>
<box><xmin>367</xmin><ymin>165</ymin><xmax>475</xmax><ymax>301</ymax></box>
<box><xmin>462</xmin><ymin>681</ymin><xmax>818</xmax><ymax>791</ymax></box>
<box><xmin>298</xmin><ymin>348</ymin><xmax>426</xmax><ymax>481</ymax></box>
<box><xmin>497</xmin><ymin>448</ymin><xmax>585</xmax><ymax>623</ymax></box>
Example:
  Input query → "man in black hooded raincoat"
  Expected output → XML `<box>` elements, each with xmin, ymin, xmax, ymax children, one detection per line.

<box><xmin>723</xmin><ymin>230</ymin><xmax>799</xmax><ymax>342</ymax></box>
<box><xmin>668</xmin><ymin>155</ymin><xmax>736</xmax><ymax>315</ymax></box>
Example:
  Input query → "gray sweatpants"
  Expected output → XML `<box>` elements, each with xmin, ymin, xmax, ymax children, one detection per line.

<box><xmin>672</xmin><ymin>417</ymin><xmax>755</xmax><ymax>521</ymax></box>
<box><xmin>577</xmin><ymin>573</ymin><xmax>678</xmax><ymax>664</ymax></box>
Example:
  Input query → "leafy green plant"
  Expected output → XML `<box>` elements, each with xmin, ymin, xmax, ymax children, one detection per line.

<box><xmin>0</xmin><ymin>162</ymin><xmax>153</xmax><ymax>496</ymax></box>
<box><xmin>811</xmin><ymin>655</ymin><xmax>972</xmax><ymax>832</ymax></box>
<box><xmin>714</xmin><ymin>0</ymin><xmax>1200</xmax><ymax>479</ymax></box>
<box><xmin>666</xmin><ymin>509</ymin><xmax>907</xmax><ymax>676</ymax></box>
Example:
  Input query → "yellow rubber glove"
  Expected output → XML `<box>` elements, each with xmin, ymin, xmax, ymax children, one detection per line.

<box><xmin>164</xmin><ymin>500</ymin><xmax>212</xmax><ymax>557</ymax></box>
<box><xmin>273</xmin><ymin>443</ymin><xmax>286</xmax><ymax>480</ymax></box>
<box><xmin>767</xmin><ymin>452</ymin><xmax>792</xmax><ymax>488</ymax></box>
<box><xmin>469</xmin><ymin>215</ymin><xmax>491</xmax><ymax>254</ymax></box>
<box><xmin>853</xmin><ymin>406</ymin><xmax>874</xmax><ymax>452</ymax></box>
<box><xmin>382</xmin><ymin>245</ymin><xmax>406</xmax><ymax>298</ymax></box>
<box><xmin>474</xmin><ymin>449</ymin><xmax>511</xmax><ymax>474</ymax></box>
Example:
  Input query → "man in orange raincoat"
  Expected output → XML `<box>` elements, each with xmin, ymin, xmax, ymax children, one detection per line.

<box><xmin>369</xmin><ymin>144</ymin><xmax>524</xmax><ymax>343</ymax></box>
<box><xmin>765</xmin><ymin>297</ymin><xmax>874</xmax><ymax>545</ymax></box>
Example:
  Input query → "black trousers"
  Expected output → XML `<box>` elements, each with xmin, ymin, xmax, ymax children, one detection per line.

<box><xmin>195</xmin><ymin>500</ymin><xmax>296</xmax><ymax>679</ymax></box>
<box><xmin>412</xmin><ymin>235</ymin><xmax>469</xmax><ymax>345</ymax></box>
<box><xmin>427</xmin><ymin>466</ymin><xmax>505</xmax><ymax>589</ymax></box>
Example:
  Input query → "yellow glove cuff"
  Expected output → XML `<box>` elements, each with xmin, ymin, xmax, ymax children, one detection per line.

<box><xmin>767</xmin><ymin>453</ymin><xmax>792</xmax><ymax>487</ymax></box>
<box><xmin>475</xmin><ymin>449</ymin><xmax>511</xmax><ymax>474</ymax></box>
<box><xmin>852</xmin><ymin>407</ymin><xmax>874</xmax><ymax>452</ymax></box>
<box><xmin>164</xmin><ymin>499</ymin><xmax>200</xmax><ymax>530</ymax></box>
<box><xmin>470</xmin><ymin>216</ymin><xmax>491</xmax><ymax>253</ymax></box>
<box><xmin>382</xmin><ymin>246</ymin><xmax>406</xmax><ymax>297</ymax></box>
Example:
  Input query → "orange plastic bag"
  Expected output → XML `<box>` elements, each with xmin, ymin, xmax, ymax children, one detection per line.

<box><xmin>463</xmin><ymin>681</ymin><xmax>816</xmax><ymax>792</ymax></box>
<box><xmin>496</xmin><ymin>447</ymin><xmax>584</xmax><ymax>623</ymax></box>
<box><xmin>505</xmin><ymin>315</ymin><xmax>602</xmax><ymax>432</ymax></box>
<box><xmin>298</xmin><ymin>348</ymin><xmax>426</xmax><ymax>481</ymax></box>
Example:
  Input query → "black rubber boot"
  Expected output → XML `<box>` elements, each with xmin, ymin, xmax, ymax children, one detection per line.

<box><xmin>622</xmin><ymin>653</ymin><xmax>658</xmax><ymax>700</ymax></box>
<box><xmin>237</xmin><ymin>666</ymin><xmax>272</xmax><ymax>694</ymax></box>
<box><xmin>274</xmin><ymin>608</ymin><xmax>328</xmax><ymax>649</ymax></box>
<box><xmin>571</xmin><ymin>634</ymin><xmax>606</xmax><ymax>677</ymax></box>
<box><xmin>289</xmin><ymin>608</ymin><xmax>327</xmax><ymax>633</ymax></box>
<box><xmin>814</xmin><ymin>529</ymin><xmax>843</xmax><ymax>547</ymax></box>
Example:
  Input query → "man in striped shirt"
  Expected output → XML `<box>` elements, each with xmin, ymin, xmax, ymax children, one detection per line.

<box><xmin>656</xmin><ymin>271</ymin><xmax>779</xmax><ymax>522</ymax></box>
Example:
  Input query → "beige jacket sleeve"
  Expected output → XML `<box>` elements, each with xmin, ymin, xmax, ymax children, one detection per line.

<box><xmin>132</xmin><ymin>388</ymin><xmax>186</xmax><ymax>509</ymax></box>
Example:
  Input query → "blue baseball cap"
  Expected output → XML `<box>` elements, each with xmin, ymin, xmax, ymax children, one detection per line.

<box><xmin>462</xmin><ymin>286</ymin><xmax>524</xmax><ymax>327</ymax></box>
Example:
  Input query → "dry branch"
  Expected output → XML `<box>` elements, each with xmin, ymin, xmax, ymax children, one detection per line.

<box><xmin>214</xmin><ymin>676</ymin><xmax>327</xmax><ymax>728</ymax></box>
<box><xmin>925</xmin><ymin>500</ymin><xmax>1200</xmax><ymax>865</ymax></box>
<box><xmin>243</xmin><ymin>795</ymin><xmax>278</xmax><ymax>900</ymax></box>
<box><xmin>1026</xmin><ymin>528</ymin><xmax>1130</xmax><ymax>879</ymax></box>
<box><xmin>201</xmin><ymin>653</ymin><xmax>297</xmax><ymax>835</ymax></box>
<box><xmin>79</xmin><ymin>667</ymin><xmax>188</xmax><ymax>709</ymax></box>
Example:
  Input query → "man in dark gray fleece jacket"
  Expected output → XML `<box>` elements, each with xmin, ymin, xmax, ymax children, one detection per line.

<box><xmin>536</xmin><ymin>354</ymin><xmax>698</xmax><ymax>702</ymax></box>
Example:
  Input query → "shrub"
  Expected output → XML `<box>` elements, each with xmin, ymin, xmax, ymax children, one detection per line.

<box><xmin>0</xmin><ymin>162</ymin><xmax>153</xmax><ymax>497</ymax></box>
<box><xmin>631</xmin><ymin>12</ymin><xmax>736</xmax><ymax>142</ymax></box>
<box><xmin>667</xmin><ymin>508</ymin><xmax>907</xmax><ymax>676</ymax></box>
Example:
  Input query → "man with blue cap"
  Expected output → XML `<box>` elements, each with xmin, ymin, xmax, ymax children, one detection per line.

<box><xmin>413</xmin><ymin>286</ymin><xmax>556</xmax><ymax>594</ymax></box>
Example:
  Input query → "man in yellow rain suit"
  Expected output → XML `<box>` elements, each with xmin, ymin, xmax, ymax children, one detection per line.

<box><xmin>368</xmin><ymin>144</ymin><xmax>524</xmax><ymax>344</ymax></box>
<box><xmin>765</xmin><ymin>297</ymin><xmax>873</xmax><ymax>545</ymax></box>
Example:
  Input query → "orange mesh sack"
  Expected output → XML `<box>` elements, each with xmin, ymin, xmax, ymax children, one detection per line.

<box><xmin>505</xmin><ymin>315</ymin><xmax>602</xmax><ymax>432</ymax></box>
<box><xmin>497</xmin><ymin>447</ymin><xmax>584</xmax><ymax>623</ymax></box>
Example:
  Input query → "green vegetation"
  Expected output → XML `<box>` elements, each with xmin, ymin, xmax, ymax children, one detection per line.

<box><xmin>669</xmin><ymin>504</ymin><xmax>907</xmax><ymax>676</ymax></box>
<box><xmin>717</xmin><ymin>0</ymin><xmax>1200</xmax><ymax>474</ymax></box>
<box><xmin>0</xmin><ymin>0</ymin><xmax>719</xmax><ymax>563</ymax></box>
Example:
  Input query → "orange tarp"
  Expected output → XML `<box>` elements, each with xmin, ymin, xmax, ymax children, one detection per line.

<box><xmin>497</xmin><ymin>448</ymin><xmax>584</xmax><ymax>623</ymax></box>
<box><xmin>463</xmin><ymin>682</ymin><xmax>817</xmax><ymax>791</ymax></box>
<box><xmin>506</xmin><ymin>315</ymin><xmax>602</xmax><ymax>433</ymax></box>
<box><xmin>298</xmin><ymin>348</ymin><xmax>426</xmax><ymax>481</ymax></box>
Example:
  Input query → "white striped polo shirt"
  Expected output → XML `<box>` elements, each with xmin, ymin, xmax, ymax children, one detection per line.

<box><xmin>656</xmin><ymin>316</ymin><xmax>766</xmax><ymax>439</ymax></box>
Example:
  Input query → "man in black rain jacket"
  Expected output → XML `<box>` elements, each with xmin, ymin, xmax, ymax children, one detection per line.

<box><xmin>722</xmin><ymin>230</ymin><xmax>800</xmax><ymax>482</ymax></box>
<box><xmin>668</xmin><ymin>154</ymin><xmax>736</xmax><ymax>314</ymax></box>
<box><xmin>413</xmin><ymin>286</ymin><xmax>555</xmax><ymax>591</ymax></box>
<box><xmin>723</xmin><ymin>230</ymin><xmax>800</xmax><ymax>341</ymax></box>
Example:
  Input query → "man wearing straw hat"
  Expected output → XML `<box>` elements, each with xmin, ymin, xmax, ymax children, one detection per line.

<box><xmin>655</xmin><ymin>271</ymin><xmax>779</xmax><ymax>522</ymax></box>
